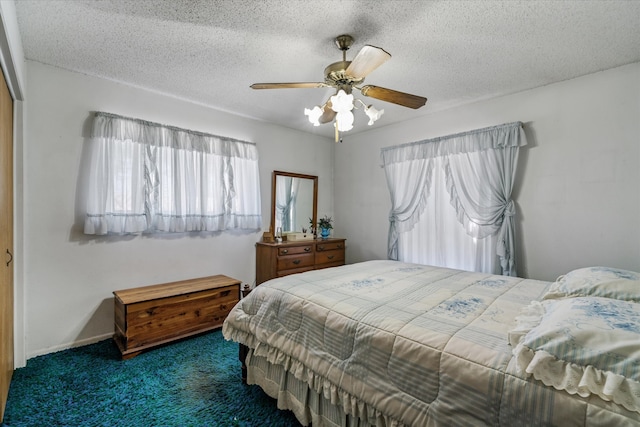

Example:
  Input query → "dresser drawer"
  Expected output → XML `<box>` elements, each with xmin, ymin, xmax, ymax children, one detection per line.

<box><xmin>277</xmin><ymin>253</ymin><xmax>314</xmax><ymax>270</ymax></box>
<box><xmin>278</xmin><ymin>245</ymin><xmax>313</xmax><ymax>256</ymax></box>
<box><xmin>315</xmin><ymin>249</ymin><xmax>345</xmax><ymax>265</ymax></box>
<box><xmin>316</xmin><ymin>241</ymin><xmax>345</xmax><ymax>252</ymax></box>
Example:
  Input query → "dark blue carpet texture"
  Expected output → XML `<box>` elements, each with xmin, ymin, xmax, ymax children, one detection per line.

<box><xmin>3</xmin><ymin>330</ymin><xmax>301</xmax><ymax>427</ymax></box>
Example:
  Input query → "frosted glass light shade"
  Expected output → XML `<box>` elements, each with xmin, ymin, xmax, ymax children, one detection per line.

<box><xmin>330</xmin><ymin>90</ymin><xmax>354</xmax><ymax>113</ymax></box>
<box><xmin>304</xmin><ymin>106</ymin><xmax>323</xmax><ymax>126</ymax></box>
<box><xmin>364</xmin><ymin>105</ymin><xmax>384</xmax><ymax>125</ymax></box>
<box><xmin>335</xmin><ymin>111</ymin><xmax>354</xmax><ymax>132</ymax></box>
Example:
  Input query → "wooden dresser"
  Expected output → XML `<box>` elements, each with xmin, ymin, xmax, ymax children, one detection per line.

<box><xmin>113</xmin><ymin>275</ymin><xmax>241</xmax><ymax>359</ymax></box>
<box><xmin>256</xmin><ymin>238</ymin><xmax>346</xmax><ymax>285</ymax></box>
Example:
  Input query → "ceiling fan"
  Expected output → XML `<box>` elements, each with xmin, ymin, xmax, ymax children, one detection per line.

<box><xmin>250</xmin><ymin>35</ymin><xmax>427</xmax><ymax>140</ymax></box>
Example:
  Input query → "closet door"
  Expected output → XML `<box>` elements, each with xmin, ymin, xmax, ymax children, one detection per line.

<box><xmin>0</xmin><ymin>68</ymin><xmax>13</xmax><ymax>421</ymax></box>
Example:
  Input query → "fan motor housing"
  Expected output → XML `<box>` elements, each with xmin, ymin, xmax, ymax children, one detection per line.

<box><xmin>324</xmin><ymin>61</ymin><xmax>364</xmax><ymax>88</ymax></box>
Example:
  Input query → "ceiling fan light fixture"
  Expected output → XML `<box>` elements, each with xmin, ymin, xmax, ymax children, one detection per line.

<box><xmin>252</xmin><ymin>34</ymin><xmax>427</xmax><ymax>139</ymax></box>
<box><xmin>304</xmin><ymin>106</ymin><xmax>323</xmax><ymax>126</ymax></box>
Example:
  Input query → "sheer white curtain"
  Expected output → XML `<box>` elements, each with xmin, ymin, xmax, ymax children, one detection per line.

<box><xmin>398</xmin><ymin>157</ymin><xmax>498</xmax><ymax>272</ymax></box>
<box><xmin>381</xmin><ymin>122</ymin><xmax>526</xmax><ymax>276</ymax></box>
<box><xmin>84</xmin><ymin>112</ymin><xmax>262</xmax><ymax>235</ymax></box>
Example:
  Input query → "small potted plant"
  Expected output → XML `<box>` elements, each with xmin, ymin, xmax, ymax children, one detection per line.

<box><xmin>316</xmin><ymin>215</ymin><xmax>333</xmax><ymax>239</ymax></box>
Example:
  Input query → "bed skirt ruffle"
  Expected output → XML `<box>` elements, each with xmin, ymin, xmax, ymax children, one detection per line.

<box><xmin>223</xmin><ymin>324</ymin><xmax>404</xmax><ymax>427</ymax></box>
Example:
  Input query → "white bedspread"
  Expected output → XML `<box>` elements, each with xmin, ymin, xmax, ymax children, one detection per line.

<box><xmin>222</xmin><ymin>260</ymin><xmax>640</xmax><ymax>426</ymax></box>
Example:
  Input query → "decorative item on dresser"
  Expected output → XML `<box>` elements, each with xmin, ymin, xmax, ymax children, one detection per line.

<box><xmin>315</xmin><ymin>214</ymin><xmax>334</xmax><ymax>239</ymax></box>
<box><xmin>255</xmin><ymin>238</ymin><xmax>346</xmax><ymax>285</ymax></box>
<box><xmin>113</xmin><ymin>275</ymin><xmax>241</xmax><ymax>359</ymax></box>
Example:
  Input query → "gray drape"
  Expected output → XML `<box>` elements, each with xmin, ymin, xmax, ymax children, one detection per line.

<box><xmin>275</xmin><ymin>176</ymin><xmax>299</xmax><ymax>232</ymax></box>
<box><xmin>381</xmin><ymin>122</ymin><xmax>526</xmax><ymax>275</ymax></box>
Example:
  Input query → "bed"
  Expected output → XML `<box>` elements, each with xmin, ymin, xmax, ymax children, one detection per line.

<box><xmin>222</xmin><ymin>260</ymin><xmax>640</xmax><ymax>426</ymax></box>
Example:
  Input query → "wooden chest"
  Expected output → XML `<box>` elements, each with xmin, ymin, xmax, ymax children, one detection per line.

<box><xmin>113</xmin><ymin>275</ymin><xmax>241</xmax><ymax>359</ymax></box>
<box><xmin>256</xmin><ymin>238</ymin><xmax>346</xmax><ymax>285</ymax></box>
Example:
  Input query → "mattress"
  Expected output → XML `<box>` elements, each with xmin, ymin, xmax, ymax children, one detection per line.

<box><xmin>222</xmin><ymin>260</ymin><xmax>640</xmax><ymax>426</ymax></box>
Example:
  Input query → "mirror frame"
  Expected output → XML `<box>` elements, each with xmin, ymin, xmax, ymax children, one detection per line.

<box><xmin>271</xmin><ymin>170</ymin><xmax>318</xmax><ymax>235</ymax></box>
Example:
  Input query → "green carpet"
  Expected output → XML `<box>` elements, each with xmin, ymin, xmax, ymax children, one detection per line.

<box><xmin>2</xmin><ymin>330</ymin><xmax>301</xmax><ymax>427</ymax></box>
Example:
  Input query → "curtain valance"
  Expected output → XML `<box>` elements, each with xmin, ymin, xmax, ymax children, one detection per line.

<box><xmin>91</xmin><ymin>112</ymin><xmax>258</xmax><ymax>159</ymax></box>
<box><xmin>84</xmin><ymin>112</ymin><xmax>261</xmax><ymax>235</ymax></box>
<box><xmin>380</xmin><ymin>121</ymin><xmax>525</xmax><ymax>165</ymax></box>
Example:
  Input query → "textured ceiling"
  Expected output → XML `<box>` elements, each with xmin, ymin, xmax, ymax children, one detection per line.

<box><xmin>13</xmin><ymin>0</ymin><xmax>640</xmax><ymax>138</ymax></box>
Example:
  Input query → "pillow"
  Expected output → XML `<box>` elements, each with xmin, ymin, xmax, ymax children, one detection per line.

<box><xmin>542</xmin><ymin>266</ymin><xmax>640</xmax><ymax>302</ymax></box>
<box><xmin>509</xmin><ymin>297</ymin><xmax>640</xmax><ymax>414</ymax></box>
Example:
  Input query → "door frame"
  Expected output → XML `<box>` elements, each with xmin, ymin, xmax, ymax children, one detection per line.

<box><xmin>0</xmin><ymin>3</ymin><xmax>26</xmax><ymax>369</ymax></box>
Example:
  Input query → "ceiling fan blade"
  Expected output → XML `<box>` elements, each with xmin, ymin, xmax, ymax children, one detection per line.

<box><xmin>250</xmin><ymin>82</ymin><xmax>327</xmax><ymax>89</ymax></box>
<box><xmin>345</xmin><ymin>45</ymin><xmax>391</xmax><ymax>79</ymax></box>
<box><xmin>360</xmin><ymin>85</ymin><xmax>427</xmax><ymax>109</ymax></box>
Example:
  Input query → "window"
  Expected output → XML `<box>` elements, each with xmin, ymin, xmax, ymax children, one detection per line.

<box><xmin>84</xmin><ymin>112</ymin><xmax>261</xmax><ymax>235</ymax></box>
<box><xmin>381</xmin><ymin>122</ymin><xmax>526</xmax><ymax>275</ymax></box>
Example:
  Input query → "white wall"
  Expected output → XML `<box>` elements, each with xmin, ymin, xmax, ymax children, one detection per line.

<box><xmin>23</xmin><ymin>61</ymin><xmax>334</xmax><ymax>358</ymax></box>
<box><xmin>335</xmin><ymin>62</ymin><xmax>640</xmax><ymax>282</ymax></box>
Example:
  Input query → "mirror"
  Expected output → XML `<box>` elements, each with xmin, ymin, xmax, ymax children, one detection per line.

<box><xmin>271</xmin><ymin>171</ymin><xmax>318</xmax><ymax>236</ymax></box>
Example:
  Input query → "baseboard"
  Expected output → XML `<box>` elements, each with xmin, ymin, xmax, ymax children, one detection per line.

<box><xmin>26</xmin><ymin>332</ymin><xmax>113</xmax><ymax>360</ymax></box>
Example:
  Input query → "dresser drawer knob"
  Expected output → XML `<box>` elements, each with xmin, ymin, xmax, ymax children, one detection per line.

<box><xmin>304</xmin><ymin>247</ymin><xmax>311</xmax><ymax>252</ymax></box>
<box><xmin>327</xmin><ymin>255</ymin><xmax>334</xmax><ymax>260</ymax></box>
<box><xmin>281</xmin><ymin>249</ymin><xmax>289</xmax><ymax>254</ymax></box>
<box><xmin>293</xmin><ymin>259</ymin><xmax>301</xmax><ymax>265</ymax></box>
<box><xmin>221</xmin><ymin>290</ymin><xmax>231</xmax><ymax>297</ymax></box>
<box><xmin>338</xmin><ymin>244</ymin><xmax>343</xmax><ymax>248</ymax></box>
<box><xmin>318</xmin><ymin>246</ymin><xmax>324</xmax><ymax>251</ymax></box>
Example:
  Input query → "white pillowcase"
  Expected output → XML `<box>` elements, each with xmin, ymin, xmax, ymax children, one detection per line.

<box><xmin>542</xmin><ymin>266</ymin><xmax>640</xmax><ymax>302</ymax></box>
<box><xmin>510</xmin><ymin>297</ymin><xmax>640</xmax><ymax>414</ymax></box>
